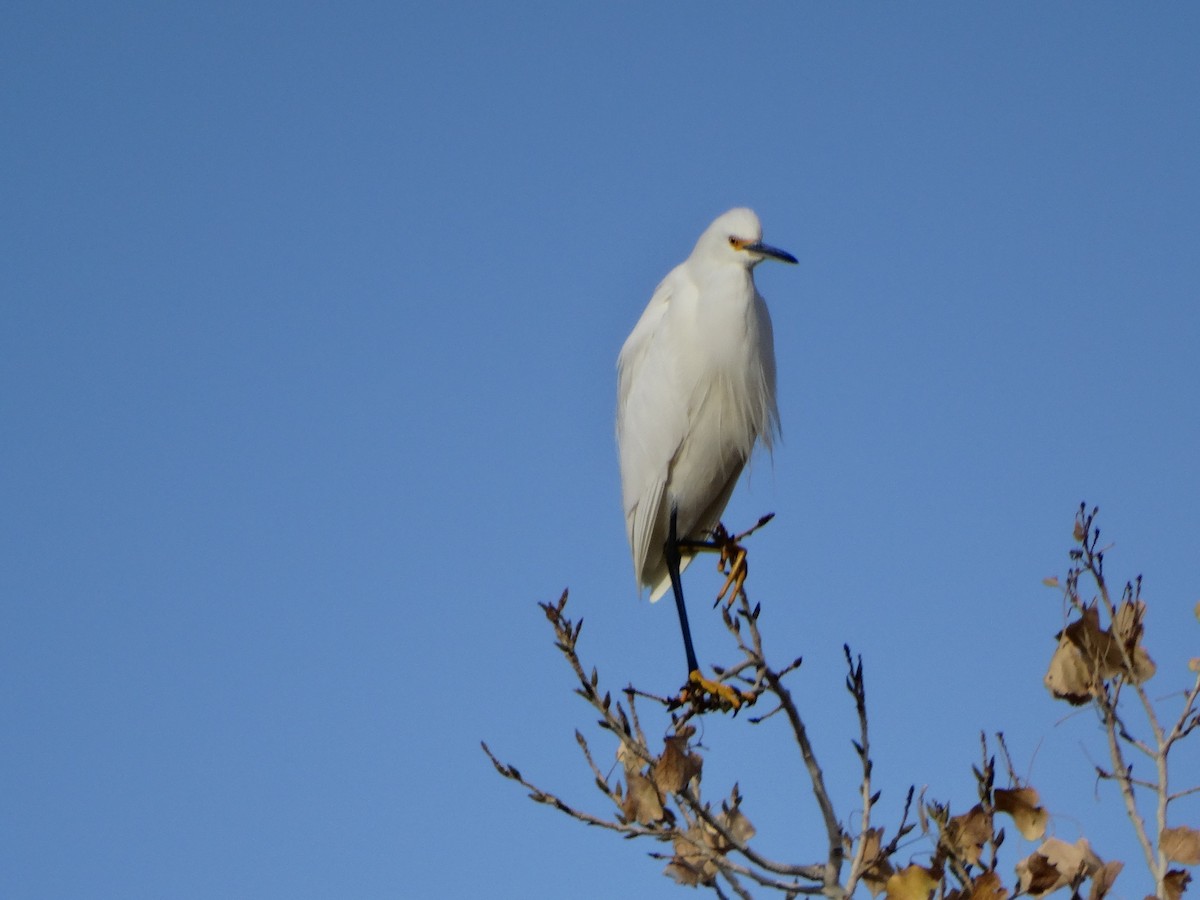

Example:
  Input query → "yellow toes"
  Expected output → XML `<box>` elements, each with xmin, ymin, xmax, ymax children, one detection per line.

<box><xmin>682</xmin><ymin>670</ymin><xmax>748</xmax><ymax>712</ymax></box>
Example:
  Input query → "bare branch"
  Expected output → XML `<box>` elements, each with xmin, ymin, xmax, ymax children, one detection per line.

<box><xmin>842</xmin><ymin>646</ymin><xmax>875</xmax><ymax>898</ymax></box>
<box><xmin>481</xmin><ymin>741</ymin><xmax>667</xmax><ymax>839</ymax></box>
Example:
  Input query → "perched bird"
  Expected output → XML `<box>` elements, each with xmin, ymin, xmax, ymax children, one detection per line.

<box><xmin>616</xmin><ymin>207</ymin><xmax>796</xmax><ymax>687</ymax></box>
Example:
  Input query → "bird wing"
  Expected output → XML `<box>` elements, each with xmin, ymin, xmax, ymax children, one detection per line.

<box><xmin>616</xmin><ymin>267</ymin><xmax>696</xmax><ymax>598</ymax></box>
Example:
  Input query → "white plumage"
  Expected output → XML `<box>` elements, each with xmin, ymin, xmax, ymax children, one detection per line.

<box><xmin>617</xmin><ymin>208</ymin><xmax>795</xmax><ymax>602</ymax></box>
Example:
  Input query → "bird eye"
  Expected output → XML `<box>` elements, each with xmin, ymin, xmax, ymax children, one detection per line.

<box><xmin>728</xmin><ymin>236</ymin><xmax>738</xmax><ymax>247</ymax></box>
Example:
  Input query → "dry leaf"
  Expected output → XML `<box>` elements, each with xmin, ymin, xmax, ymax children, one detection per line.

<box><xmin>666</xmin><ymin>826</ymin><xmax>718</xmax><ymax>886</ymax></box>
<box><xmin>886</xmin><ymin>863</ymin><xmax>936</xmax><ymax>900</ymax></box>
<box><xmin>1089</xmin><ymin>860</ymin><xmax>1123</xmax><ymax>900</ymax></box>
<box><xmin>718</xmin><ymin>805</ymin><xmax>755</xmax><ymax>847</ymax></box>
<box><xmin>946</xmin><ymin>805</ymin><xmax>992</xmax><ymax>866</ymax></box>
<box><xmin>1162</xmin><ymin>826</ymin><xmax>1200</xmax><ymax>866</ymax></box>
<box><xmin>1045</xmin><ymin>605</ymin><xmax>1109</xmax><ymax>703</ymax></box>
<box><xmin>1045</xmin><ymin>633</ymin><xmax>1094</xmax><ymax>705</ymax></box>
<box><xmin>1016</xmin><ymin>850</ymin><xmax>1063</xmax><ymax>898</ymax></box>
<box><xmin>1046</xmin><ymin>603</ymin><xmax>1157</xmax><ymax>702</ymax></box>
<box><xmin>616</xmin><ymin>741</ymin><xmax>641</xmax><ymax>774</ymax></box>
<box><xmin>1069</xmin><ymin>605</ymin><xmax>1119</xmax><ymax>678</ymax></box>
<box><xmin>1043</xmin><ymin>576</ymin><xmax>1060</xmax><ymax>588</ymax></box>
<box><xmin>621</xmin><ymin>770</ymin><xmax>664</xmax><ymax>824</ymax></box>
<box><xmin>966</xmin><ymin>871</ymin><xmax>1009</xmax><ymax>900</ymax></box>
<box><xmin>1017</xmin><ymin>838</ymin><xmax>1101</xmax><ymax>897</ymax></box>
<box><xmin>1164</xmin><ymin>869</ymin><xmax>1193</xmax><ymax>900</ymax></box>
<box><xmin>1126</xmin><ymin>645</ymin><xmax>1157</xmax><ymax>684</ymax></box>
<box><xmin>1113</xmin><ymin>600</ymin><xmax>1157</xmax><ymax>683</ymax></box>
<box><xmin>995</xmin><ymin>787</ymin><xmax>1048</xmax><ymax>840</ymax></box>
<box><xmin>1042</xmin><ymin>836</ymin><xmax>1102</xmax><ymax>878</ymax></box>
<box><xmin>652</xmin><ymin>733</ymin><xmax>702</xmax><ymax>795</ymax></box>
<box><xmin>663</xmin><ymin>859</ymin><xmax>702</xmax><ymax>887</ymax></box>
<box><xmin>1190</xmin><ymin>658</ymin><xmax>1200</xmax><ymax>673</ymax></box>
<box><xmin>859</xmin><ymin>828</ymin><xmax>896</xmax><ymax>898</ymax></box>
<box><xmin>664</xmin><ymin>845</ymin><xmax>711</xmax><ymax>888</ymax></box>
<box><xmin>948</xmin><ymin>872</ymin><xmax>1008</xmax><ymax>900</ymax></box>
<box><xmin>1112</xmin><ymin>600</ymin><xmax>1145</xmax><ymax>641</ymax></box>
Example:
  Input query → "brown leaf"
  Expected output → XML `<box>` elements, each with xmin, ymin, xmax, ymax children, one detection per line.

<box><xmin>667</xmin><ymin>827</ymin><xmax>718</xmax><ymax>886</ymax></box>
<box><xmin>723</xmin><ymin>807</ymin><xmax>755</xmax><ymax>845</ymax></box>
<box><xmin>1089</xmin><ymin>860</ymin><xmax>1123</xmax><ymax>900</ymax></box>
<box><xmin>948</xmin><ymin>872</ymin><xmax>1008</xmax><ymax>900</ymax></box>
<box><xmin>886</xmin><ymin>864</ymin><xmax>936</xmax><ymax>900</ymax></box>
<box><xmin>966</xmin><ymin>871</ymin><xmax>1008</xmax><ymax>900</ymax></box>
<box><xmin>1046</xmin><ymin>603</ymin><xmax>1156</xmax><ymax>701</ymax></box>
<box><xmin>1162</xmin><ymin>826</ymin><xmax>1200</xmax><ymax>866</ymax></box>
<box><xmin>946</xmin><ymin>805</ymin><xmax>993</xmax><ymax>866</ymax></box>
<box><xmin>663</xmin><ymin>860</ymin><xmax>701</xmax><ymax>887</ymax></box>
<box><xmin>1127</xmin><ymin>645</ymin><xmax>1157</xmax><ymax>684</ymax></box>
<box><xmin>1045</xmin><ymin>624</ymin><xmax>1098</xmax><ymax>705</ymax></box>
<box><xmin>1068</xmin><ymin>605</ymin><xmax>1119</xmax><ymax>679</ymax></box>
<box><xmin>995</xmin><ymin>787</ymin><xmax>1048</xmax><ymax>840</ymax></box>
<box><xmin>652</xmin><ymin>733</ymin><xmax>702</xmax><ymax>795</ymax></box>
<box><xmin>1042</xmin><ymin>836</ymin><xmax>1102</xmax><ymax>879</ymax></box>
<box><xmin>859</xmin><ymin>828</ymin><xmax>896</xmax><ymax>898</ymax></box>
<box><xmin>616</xmin><ymin>741</ymin><xmax>642</xmax><ymax>774</ymax></box>
<box><xmin>1164</xmin><ymin>869</ymin><xmax>1193</xmax><ymax>900</ymax></box>
<box><xmin>1043</xmin><ymin>576</ymin><xmax>1060</xmax><ymax>588</ymax></box>
<box><xmin>621</xmin><ymin>770</ymin><xmax>665</xmax><ymax>824</ymax></box>
<box><xmin>1113</xmin><ymin>600</ymin><xmax>1157</xmax><ymax>683</ymax></box>
<box><xmin>1111</xmin><ymin>599</ymin><xmax>1143</xmax><ymax>641</ymax></box>
<box><xmin>1016</xmin><ymin>850</ymin><xmax>1063</xmax><ymax>898</ymax></box>
<box><xmin>1018</xmin><ymin>837</ymin><xmax>1103</xmax><ymax>897</ymax></box>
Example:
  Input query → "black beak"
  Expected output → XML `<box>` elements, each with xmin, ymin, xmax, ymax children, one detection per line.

<box><xmin>746</xmin><ymin>241</ymin><xmax>798</xmax><ymax>265</ymax></box>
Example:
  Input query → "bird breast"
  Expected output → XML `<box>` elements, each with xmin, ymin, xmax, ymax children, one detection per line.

<box><xmin>665</xmin><ymin>273</ymin><xmax>777</xmax><ymax>536</ymax></box>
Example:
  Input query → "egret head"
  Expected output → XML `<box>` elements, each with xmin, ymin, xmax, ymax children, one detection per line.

<box><xmin>693</xmin><ymin>207</ymin><xmax>798</xmax><ymax>270</ymax></box>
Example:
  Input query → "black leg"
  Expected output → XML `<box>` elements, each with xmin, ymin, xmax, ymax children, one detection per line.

<box><xmin>665</xmin><ymin>507</ymin><xmax>700</xmax><ymax>675</ymax></box>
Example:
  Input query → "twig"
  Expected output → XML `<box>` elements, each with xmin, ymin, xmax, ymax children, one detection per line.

<box><xmin>842</xmin><ymin>646</ymin><xmax>875</xmax><ymax>898</ymax></box>
<box><xmin>481</xmin><ymin>741</ymin><xmax>666</xmax><ymax>839</ymax></box>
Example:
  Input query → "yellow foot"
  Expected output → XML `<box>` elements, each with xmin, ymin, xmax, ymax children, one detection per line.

<box><xmin>680</xmin><ymin>670</ymin><xmax>751</xmax><ymax>712</ymax></box>
<box><xmin>715</xmin><ymin>544</ymin><xmax>747</xmax><ymax>607</ymax></box>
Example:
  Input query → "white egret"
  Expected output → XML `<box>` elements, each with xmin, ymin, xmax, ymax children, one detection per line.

<box><xmin>616</xmin><ymin>207</ymin><xmax>796</xmax><ymax>695</ymax></box>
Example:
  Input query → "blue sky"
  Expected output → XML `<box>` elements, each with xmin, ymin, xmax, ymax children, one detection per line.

<box><xmin>3</xmin><ymin>4</ymin><xmax>1199</xmax><ymax>898</ymax></box>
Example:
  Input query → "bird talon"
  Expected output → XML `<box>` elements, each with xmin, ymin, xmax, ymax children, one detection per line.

<box><xmin>714</xmin><ymin>544</ymin><xmax>748</xmax><ymax>607</ymax></box>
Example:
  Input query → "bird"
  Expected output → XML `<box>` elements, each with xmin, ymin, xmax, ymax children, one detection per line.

<box><xmin>616</xmin><ymin>207</ymin><xmax>796</xmax><ymax>698</ymax></box>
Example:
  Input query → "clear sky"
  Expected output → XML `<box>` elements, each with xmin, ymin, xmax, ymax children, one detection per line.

<box><xmin>3</xmin><ymin>4</ymin><xmax>1198</xmax><ymax>899</ymax></box>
